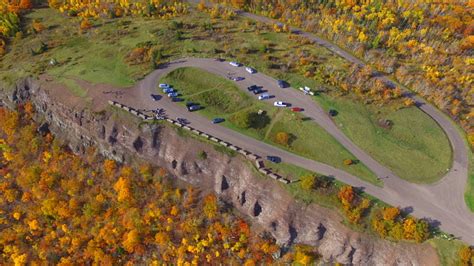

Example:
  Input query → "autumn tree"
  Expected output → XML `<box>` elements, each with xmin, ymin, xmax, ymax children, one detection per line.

<box><xmin>458</xmin><ymin>245</ymin><xmax>473</xmax><ymax>266</ymax></box>
<box><xmin>19</xmin><ymin>0</ymin><xmax>32</xmax><ymax>10</ymax></box>
<box><xmin>338</xmin><ymin>185</ymin><xmax>354</xmax><ymax>208</ymax></box>
<box><xmin>382</xmin><ymin>207</ymin><xmax>400</xmax><ymax>221</ymax></box>
<box><xmin>80</xmin><ymin>18</ymin><xmax>92</xmax><ymax>31</ymax></box>
<box><xmin>203</xmin><ymin>194</ymin><xmax>218</xmax><ymax>219</ymax></box>
<box><xmin>275</xmin><ymin>132</ymin><xmax>289</xmax><ymax>146</ymax></box>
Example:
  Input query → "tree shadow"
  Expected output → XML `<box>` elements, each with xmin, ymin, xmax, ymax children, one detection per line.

<box><xmin>288</xmin><ymin>133</ymin><xmax>297</xmax><ymax>146</ymax></box>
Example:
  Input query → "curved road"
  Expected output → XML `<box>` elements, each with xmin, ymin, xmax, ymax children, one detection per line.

<box><xmin>114</xmin><ymin>57</ymin><xmax>474</xmax><ymax>244</ymax></box>
<box><xmin>237</xmin><ymin>12</ymin><xmax>472</xmax><ymax>240</ymax></box>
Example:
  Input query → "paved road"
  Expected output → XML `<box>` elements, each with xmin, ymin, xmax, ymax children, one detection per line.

<box><xmin>179</xmin><ymin>4</ymin><xmax>472</xmax><ymax>243</ymax></box>
<box><xmin>237</xmin><ymin>11</ymin><xmax>473</xmax><ymax>242</ymax></box>
<box><xmin>114</xmin><ymin>57</ymin><xmax>474</xmax><ymax>244</ymax></box>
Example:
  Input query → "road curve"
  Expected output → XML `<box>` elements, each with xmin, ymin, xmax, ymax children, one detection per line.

<box><xmin>236</xmin><ymin>11</ymin><xmax>472</xmax><ymax>243</ymax></box>
<box><xmin>114</xmin><ymin>57</ymin><xmax>474</xmax><ymax>244</ymax></box>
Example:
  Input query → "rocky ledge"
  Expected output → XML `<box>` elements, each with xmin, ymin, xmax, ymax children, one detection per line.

<box><xmin>0</xmin><ymin>77</ymin><xmax>439</xmax><ymax>265</ymax></box>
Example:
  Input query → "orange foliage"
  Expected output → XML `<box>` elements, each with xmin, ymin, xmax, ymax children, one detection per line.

<box><xmin>382</xmin><ymin>207</ymin><xmax>400</xmax><ymax>221</ymax></box>
<box><xmin>337</xmin><ymin>185</ymin><xmax>354</xmax><ymax>206</ymax></box>
<box><xmin>0</xmin><ymin>106</ymin><xmax>281</xmax><ymax>264</ymax></box>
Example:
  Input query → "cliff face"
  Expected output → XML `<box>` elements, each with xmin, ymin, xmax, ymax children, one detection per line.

<box><xmin>0</xmin><ymin>78</ymin><xmax>439</xmax><ymax>265</ymax></box>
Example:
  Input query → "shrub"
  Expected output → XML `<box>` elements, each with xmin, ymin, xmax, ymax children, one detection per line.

<box><xmin>198</xmin><ymin>151</ymin><xmax>207</xmax><ymax>160</ymax></box>
<box><xmin>230</xmin><ymin>110</ymin><xmax>251</xmax><ymax>128</ymax></box>
<box><xmin>300</xmin><ymin>175</ymin><xmax>316</xmax><ymax>191</ymax></box>
<box><xmin>343</xmin><ymin>159</ymin><xmax>353</xmax><ymax>165</ymax></box>
<box><xmin>275</xmin><ymin>132</ymin><xmax>289</xmax><ymax>146</ymax></box>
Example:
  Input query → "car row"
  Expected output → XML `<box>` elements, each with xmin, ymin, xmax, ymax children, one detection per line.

<box><xmin>228</xmin><ymin>61</ymin><xmax>256</xmax><ymax>74</ymax></box>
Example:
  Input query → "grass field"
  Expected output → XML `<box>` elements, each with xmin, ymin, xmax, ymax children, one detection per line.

<box><xmin>160</xmin><ymin>67</ymin><xmax>380</xmax><ymax>185</ymax></box>
<box><xmin>465</xmin><ymin>151</ymin><xmax>474</xmax><ymax>212</ymax></box>
<box><xmin>467</xmin><ymin>172</ymin><xmax>474</xmax><ymax>212</ymax></box>
<box><xmin>315</xmin><ymin>95</ymin><xmax>452</xmax><ymax>183</ymax></box>
<box><xmin>428</xmin><ymin>238</ymin><xmax>464</xmax><ymax>266</ymax></box>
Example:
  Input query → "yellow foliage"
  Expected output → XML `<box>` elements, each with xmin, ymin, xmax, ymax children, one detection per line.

<box><xmin>13</xmin><ymin>212</ymin><xmax>21</xmax><ymax>220</ymax></box>
<box><xmin>28</xmin><ymin>219</ymin><xmax>39</xmax><ymax>231</ymax></box>
<box><xmin>113</xmin><ymin>177</ymin><xmax>132</xmax><ymax>202</ymax></box>
<box><xmin>122</xmin><ymin>229</ymin><xmax>140</xmax><ymax>253</ymax></box>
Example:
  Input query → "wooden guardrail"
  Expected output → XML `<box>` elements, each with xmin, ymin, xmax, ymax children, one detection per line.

<box><xmin>108</xmin><ymin>100</ymin><xmax>292</xmax><ymax>184</ymax></box>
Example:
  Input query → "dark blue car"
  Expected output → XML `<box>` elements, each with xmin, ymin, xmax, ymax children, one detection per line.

<box><xmin>212</xmin><ymin>118</ymin><xmax>225</xmax><ymax>124</ymax></box>
<box><xmin>187</xmin><ymin>104</ymin><xmax>201</xmax><ymax>112</ymax></box>
<box><xmin>150</xmin><ymin>94</ymin><xmax>161</xmax><ymax>101</ymax></box>
<box><xmin>266</xmin><ymin>156</ymin><xmax>281</xmax><ymax>163</ymax></box>
<box><xmin>247</xmin><ymin>85</ymin><xmax>259</xmax><ymax>91</ymax></box>
<box><xmin>277</xmin><ymin>80</ymin><xmax>288</xmax><ymax>88</ymax></box>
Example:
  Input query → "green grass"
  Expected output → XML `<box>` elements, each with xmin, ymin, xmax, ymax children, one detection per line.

<box><xmin>59</xmin><ymin>78</ymin><xmax>87</xmax><ymax>98</ymax></box>
<box><xmin>159</xmin><ymin>67</ymin><xmax>252</xmax><ymax>114</ymax></box>
<box><xmin>265</xmin><ymin>162</ymin><xmax>343</xmax><ymax>209</ymax></box>
<box><xmin>467</xmin><ymin>172</ymin><xmax>474</xmax><ymax>212</ymax></box>
<box><xmin>160</xmin><ymin>67</ymin><xmax>380</xmax><ymax>185</ymax></box>
<box><xmin>314</xmin><ymin>95</ymin><xmax>452</xmax><ymax>183</ymax></box>
<box><xmin>428</xmin><ymin>238</ymin><xmax>464</xmax><ymax>266</ymax></box>
<box><xmin>465</xmin><ymin>148</ymin><xmax>474</xmax><ymax>212</ymax></box>
<box><xmin>0</xmin><ymin>8</ymin><xmax>155</xmax><ymax>91</ymax></box>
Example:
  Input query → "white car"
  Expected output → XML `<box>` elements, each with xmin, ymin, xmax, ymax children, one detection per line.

<box><xmin>159</xmin><ymin>83</ymin><xmax>170</xmax><ymax>89</ymax></box>
<box><xmin>258</xmin><ymin>93</ymin><xmax>270</xmax><ymax>100</ymax></box>
<box><xmin>229</xmin><ymin>61</ymin><xmax>241</xmax><ymax>67</ymax></box>
<box><xmin>273</xmin><ymin>101</ymin><xmax>289</xmax><ymax>107</ymax></box>
<box><xmin>245</xmin><ymin>67</ymin><xmax>256</xmax><ymax>74</ymax></box>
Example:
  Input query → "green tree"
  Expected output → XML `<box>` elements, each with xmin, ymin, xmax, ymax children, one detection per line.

<box><xmin>230</xmin><ymin>110</ymin><xmax>251</xmax><ymax>128</ymax></box>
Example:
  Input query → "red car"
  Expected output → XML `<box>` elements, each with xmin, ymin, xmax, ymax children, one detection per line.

<box><xmin>291</xmin><ymin>107</ymin><xmax>303</xmax><ymax>112</ymax></box>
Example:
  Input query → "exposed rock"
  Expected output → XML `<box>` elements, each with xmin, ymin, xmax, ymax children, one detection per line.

<box><xmin>0</xmin><ymin>77</ymin><xmax>440</xmax><ymax>265</ymax></box>
<box><xmin>37</xmin><ymin>122</ymin><xmax>50</xmax><ymax>136</ymax></box>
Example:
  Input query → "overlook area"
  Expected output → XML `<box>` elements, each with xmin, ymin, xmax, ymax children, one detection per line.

<box><xmin>0</xmin><ymin>0</ymin><xmax>473</xmax><ymax>265</ymax></box>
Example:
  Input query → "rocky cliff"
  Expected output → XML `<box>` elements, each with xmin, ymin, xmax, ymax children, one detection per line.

<box><xmin>0</xmin><ymin>77</ymin><xmax>439</xmax><ymax>265</ymax></box>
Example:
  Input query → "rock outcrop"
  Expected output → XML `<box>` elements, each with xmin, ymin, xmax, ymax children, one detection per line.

<box><xmin>0</xmin><ymin>77</ymin><xmax>439</xmax><ymax>265</ymax></box>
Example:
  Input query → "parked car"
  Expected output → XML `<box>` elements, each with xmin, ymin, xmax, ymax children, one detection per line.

<box><xmin>245</xmin><ymin>67</ymin><xmax>256</xmax><ymax>74</ymax></box>
<box><xmin>172</xmin><ymin>97</ymin><xmax>183</xmax><ymax>102</ymax></box>
<box><xmin>258</xmin><ymin>93</ymin><xmax>270</xmax><ymax>100</ymax></box>
<box><xmin>177</xmin><ymin>118</ymin><xmax>189</xmax><ymax>124</ymax></box>
<box><xmin>230</xmin><ymin>76</ymin><xmax>245</xmax><ymax>81</ymax></box>
<box><xmin>187</xmin><ymin>105</ymin><xmax>201</xmax><ymax>112</ymax></box>
<box><xmin>186</xmin><ymin>102</ymin><xmax>197</xmax><ymax>108</ymax></box>
<box><xmin>159</xmin><ymin>83</ymin><xmax>170</xmax><ymax>89</ymax></box>
<box><xmin>163</xmin><ymin>88</ymin><xmax>174</xmax><ymax>93</ymax></box>
<box><xmin>329</xmin><ymin>109</ymin><xmax>338</xmax><ymax>117</ymax></box>
<box><xmin>274</xmin><ymin>101</ymin><xmax>289</xmax><ymax>107</ymax></box>
<box><xmin>266</xmin><ymin>156</ymin><xmax>281</xmax><ymax>163</ymax></box>
<box><xmin>229</xmin><ymin>61</ymin><xmax>241</xmax><ymax>67</ymax></box>
<box><xmin>291</xmin><ymin>107</ymin><xmax>303</xmax><ymax>112</ymax></box>
<box><xmin>150</xmin><ymin>94</ymin><xmax>161</xmax><ymax>101</ymax></box>
<box><xmin>215</xmin><ymin>58</ymin><xmax>224</xmax><ymax>62</ymax></box>
<box><xmin>253</xmin><ymin>88</ymin><xmax>264</xmax><ymax>95</ymax></box>
<box><xmin>167</xmin><ymin>92</ymin><xmax>178</xmax><ymax>98</ymax></box>
<box><xmin>212</xmin><ymin>118</ymin><xmax>225</xmax><ymax>124</ymax></box>
<box><xmin>247</xmin><ymin>85</ymin><xmax>259</xmax><ymax>91</ymax></box>
<box><xmin>277</xmin><ymin>80</ymin><xmax>288</xmax><ymax>88</ymax></box>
